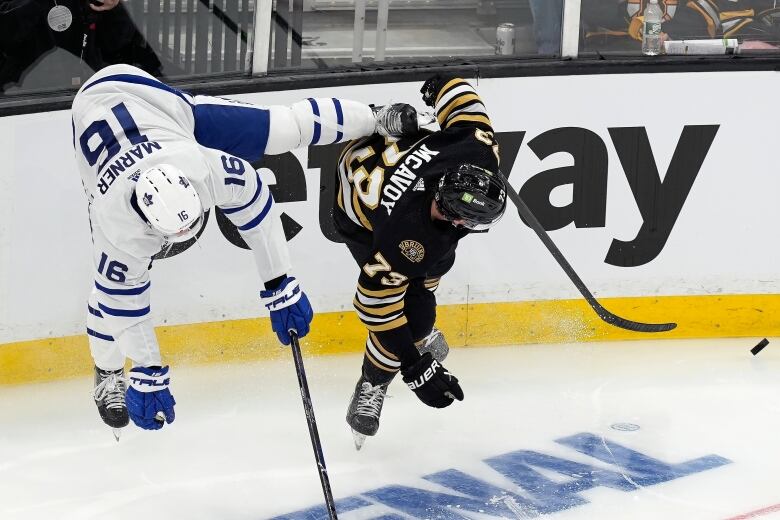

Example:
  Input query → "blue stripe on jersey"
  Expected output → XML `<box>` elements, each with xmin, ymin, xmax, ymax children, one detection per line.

<box><xmin>97</xmin><ymin>303</ymin><xmax>151</xmax><ymax>318</ymax></box>
<box><xmin>87</xmin><ymin>328</ymin><xmax>114</xmax><ymax>342</ymax></box>
<box><xmin>332</xmin><ymin>98</ymin><xmax>343</xmax><ymax>143</ymax></box>
<box><xmin>95</xmin><ymin>281</ymin><xmax>151</xmax><ymax>296</ymax></box>
<box><xmin>88</xmin><ymin>305</ymin><xmax>103</xmax><ymax>318</ymax></box>
<box><xmin>307</xmin><ymin>98</ymin><xmax>321</xmax><ymax>145</ymax></box>
<box><xmin>237</xmin><ymin>195</ymin><xmax>274</xmax><ymax>231</ymax></box>
<box><xmin>81</xmin><ymin>74</ymin><xmax>271</xmax><ymax>162</ymax></box>
<box><xmin>192</xmin><ymin>104</ymin><xmax>270</xmax><ymax>162</ymax></box>
<box><xmin>221</xmin><ymin>174</ymin><xmax>263</xmax><ymax>215</ymax></box>
<box><xmin>82</xmin><ymin>74</ymin><xmax>191</xmax><ymax>105</ymax></box>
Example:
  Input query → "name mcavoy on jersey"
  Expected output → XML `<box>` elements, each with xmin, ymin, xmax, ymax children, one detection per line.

<box><xmin>381</xmin><ymin>144</ymin><xmax>440</xmax><ymax>215</ymax></box>
<box><xmin>98</xmin><ymin>141</ymin><xmax>164</xmax><ymax>195</ymax></box>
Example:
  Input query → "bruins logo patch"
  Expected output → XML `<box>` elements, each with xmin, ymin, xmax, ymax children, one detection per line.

<box><xmin>399</xmin><ymin>240</ymin><xmax>425</xmax><ymax>263</ymax></box>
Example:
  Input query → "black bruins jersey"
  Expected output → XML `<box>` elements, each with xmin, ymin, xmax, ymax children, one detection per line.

<box><xmin>333</xmin><ymin>77</ymin><xmax>500</xmax><ymax>371</ymax></box>
<box><xmin>584</xmin><ymin>0</ymin><xmax>775</xmax><ymax>41</ymax></box>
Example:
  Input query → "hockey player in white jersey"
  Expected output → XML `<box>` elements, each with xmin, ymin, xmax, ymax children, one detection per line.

<box><xmin>71</xmin><ymin>64</ymin><xmax>420</xmax><ymax>437</ymax></box>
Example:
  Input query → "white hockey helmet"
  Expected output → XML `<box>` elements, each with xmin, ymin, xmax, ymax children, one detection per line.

<box><xmin>135</xmin><ymin>164</ymin><xmax>204</xmax><ymax>243</ymax></box>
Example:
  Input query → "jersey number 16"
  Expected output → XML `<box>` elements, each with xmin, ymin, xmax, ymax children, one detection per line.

<box><xmin>79</xmin><ymin>102</ymin><xmax>149</xmax><ymax>171</ymax></box>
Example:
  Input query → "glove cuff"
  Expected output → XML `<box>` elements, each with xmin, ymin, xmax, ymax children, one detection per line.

<box><xmin>260</xmin><ymin>276</ymin><xmax>302</xmax><ymax>309</ymax></box>
<box><xmin>128</xmin><ymin>365</ymin><xmax>171</xmax><ymax>393</ymax></box>
<box><xmin>401</xmin><ymin>352</ymin><xmax>440</xmax><ymax>390</ymax></box>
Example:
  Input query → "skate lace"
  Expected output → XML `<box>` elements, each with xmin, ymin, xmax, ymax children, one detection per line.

<box><xmin>93</xmin><ymin>373</ymin><xmax>127</xmax><ymax>411</ymax></box>
<box><xmin>356</xmin><ymin>382</ymin><xmax>387</xmax><ymax>418</ymax></box>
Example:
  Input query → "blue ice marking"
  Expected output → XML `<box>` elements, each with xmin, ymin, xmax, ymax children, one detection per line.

<box><xmin>272</xmin><ymin>432</ymin><xmax>731</xmax><ymax>519</ymax></box>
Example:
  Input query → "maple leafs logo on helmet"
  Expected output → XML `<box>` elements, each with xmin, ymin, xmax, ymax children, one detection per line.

<box><xmin>135</xmin><ymin>164</ymin><xmax>204</xmax><ymax>244</ymax></box>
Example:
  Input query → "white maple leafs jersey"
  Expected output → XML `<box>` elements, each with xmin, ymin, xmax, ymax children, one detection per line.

<box><xmin>72</xmin><ymin>64</ymin><xmax>378</xmax><ymax>368</ymax></box>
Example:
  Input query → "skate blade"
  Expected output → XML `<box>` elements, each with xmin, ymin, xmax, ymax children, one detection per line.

<box><xmin>351</xmin><ymin>430</ymin><xmax>367</xmax><ymax>451</ymax></box>
<box><xmin>112</xmin><ymin>428</ymin><xmax>122</xmax><ymax>442</ymax></box>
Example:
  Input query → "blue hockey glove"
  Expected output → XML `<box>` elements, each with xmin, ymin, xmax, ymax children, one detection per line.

<box><xmin>126</xmin><ymin>366</ymin><xmax>176</xmax><ymax>430</ymax></box>
<box><xmin>260</xmin><ymin>276</ymin><xmax>313</xmax><ymax>345</ymax></box>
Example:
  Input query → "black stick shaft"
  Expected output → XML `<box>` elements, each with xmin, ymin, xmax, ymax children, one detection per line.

<box><xmin>499</xmin><ymin>172</ymin><xmax>676</xmax><ymax>333</ymax></box>
<box><xmin>289</xmin><ymin>332</ymin><xmax>339</xmax><ymax>519</ymax></box>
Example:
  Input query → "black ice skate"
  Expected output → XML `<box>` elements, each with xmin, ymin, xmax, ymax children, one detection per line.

<box><xmin>346</xmin><ymin>374</ymin><xmax>390</xmax><ymax>450</ymax></box>
<box><xmin>415</xmin><ymin>327</ymin><xmax>449</xmax><ymax>362</ymax></box>
<box><xmin>93</xmin><ymin>366</ymin><xmax>129</xmax><ymax>441</ymax></box>
<box><xmin>372</xmin><ymin>103</ymin><xmax>421</xmax><ymax>137</ymax></box>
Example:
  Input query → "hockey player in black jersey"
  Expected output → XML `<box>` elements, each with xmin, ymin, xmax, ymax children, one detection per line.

<box><xmin>333</xmin><ymin>75</ymin><xmax>508</xmax><ymax>449</ymax></box>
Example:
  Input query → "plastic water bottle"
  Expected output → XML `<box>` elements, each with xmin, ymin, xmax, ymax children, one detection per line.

<box><xmin>642</xmin><ymin>0</ymin><xmax>663</xmax><ymax>56</ymax></box>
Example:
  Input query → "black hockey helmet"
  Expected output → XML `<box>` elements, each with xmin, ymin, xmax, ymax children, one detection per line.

<box><xmin>434</xmin><ymin>164</ymin><xmax>507</xmax><ymax>231</ymax></box>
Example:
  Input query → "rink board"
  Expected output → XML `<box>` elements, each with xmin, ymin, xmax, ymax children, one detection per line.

<box><xmin>2</xmin><ymin>70</ymin><xmax>780</xmax><ymax>384</ymax></box>
<box><xmin>1</xmin><ymin>293</ymin><xmax>778</xmax><ymax>385</ymax></box>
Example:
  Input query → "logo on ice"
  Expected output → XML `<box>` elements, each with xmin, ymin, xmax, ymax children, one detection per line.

<box><xmin>275</xmin><ymin>432</ymin><xmax>730</xmax><ymax>519</ymax></box>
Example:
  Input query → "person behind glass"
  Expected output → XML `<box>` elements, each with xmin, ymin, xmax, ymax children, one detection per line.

<box><xmin>0</xmin><ymin>0</ymin><xmax>161</xmax><ymax>92</ymax></box>
<box><xmin>529</xmin><ymin>0</ymin><xmax>564</xmax><ymax>55</ymax></box>
<box><xmin>581</xmin><ymin>0</ymin><xmax>780</xmax><ymax>51</ymax></box>
<box><xmin>335</xmin><ymin>75</ymin><xmax>508</xmax><ymax>450</ymax></box>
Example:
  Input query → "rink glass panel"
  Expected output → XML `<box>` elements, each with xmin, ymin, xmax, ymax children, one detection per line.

<box><xmin>7</xmin><ymin>1</ymin><xmax>780</xmax><ymax>104</ymax></box>
<box><xmin>265</xmin><ymin>0</ymin><xmax>556</xmax><ymax>71</ymax></box>
<box><xmin>579</xmin><ymin>0</ymin><xmax>780</xmax><ymax>57</ymax></box>
<box><xmin>0</xmin><ymin>0</ymin><xmax>257</xmax><ymax>98</ymax></box>
<box><xmin>0</xmin><ymin>0</ymin><xmax>560</xmax><ymax>102</ymax></box>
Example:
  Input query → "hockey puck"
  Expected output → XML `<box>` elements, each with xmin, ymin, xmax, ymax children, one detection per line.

<box><xmin>751</xmin><ymin>338</ymin><xmax>769</xmax><ymax>356</ymax></box>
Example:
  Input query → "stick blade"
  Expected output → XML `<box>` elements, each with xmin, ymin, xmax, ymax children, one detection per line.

<box><xmin>598</xmin><ymin>309</ymin><xmax>677</xmax><ymax>333</ymax></box>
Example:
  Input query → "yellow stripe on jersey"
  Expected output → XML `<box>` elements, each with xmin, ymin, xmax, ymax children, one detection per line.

<box><xmin>438</xmin><ymin>94</ymin><xmax>481</xmax><ymax>124</ymax></box>
<box><xmin>435</xmin><ymin>78</ymin><xmax>465</xmax><ymax>106</ymax></box>
<box><xmin>424</xmin><ymin>277</ymin><xmax>441</xmax><ymax>290</ymax></box>
<box><xmin>365</xmin><ymin>315</ymin><xmax>408</xmax><ymax>332</ymax></box>
<box><xmin>364</xmin><ymin>333</ymin><xmax>401</xmax><ymax>372</ymax></box>
<box><xmin>370</xmin><ymin>332</ymin><xmax>399</xmax><ymax>361</ymax></box>
<box><xmin>357</xmin><ymin>283</ymin><xmax>408</xmax><ymax>298</ymax></box>
<box><xmin>721</xmin><ymin>9</ymin><xmax>753</xmax><ymax>20</ymax></box>
<box><xmin>688</xmin><ymin>1</ymin><xmax>718</xmax><ymax>37</ymax></box>
<box><xmin>448</xmin><ymin>114</ymin><xmax>493</xmax><ymax>127</ymax></box>
<box><xmin>723</xmin><ymin>18</ymin><xmax>752</xmax><ymax>37</ymax></box>
<box><xmin>351</xmin><ymin>186</ymin><xmax>373</xmax><ymax>230</ymax></box>
<box><xmin>365</xmin><ymin>353</ymin><xmax>399</xmax><ymax>373</ymax></box>
<box><xmin>353</xmin><ymin>297</ymin><xmax>405</xmax><ymax>317</ymax></box>
<box><xmin>337</xmin><ymin>183</ymin><xmax>344</xmax><ymax>211</ymax></box>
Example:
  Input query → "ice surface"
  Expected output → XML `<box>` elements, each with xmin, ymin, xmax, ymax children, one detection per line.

<box><xmin>2</xmin><ymin>338</ymin><xmax>780</xmax><ymax>519</ymax></box>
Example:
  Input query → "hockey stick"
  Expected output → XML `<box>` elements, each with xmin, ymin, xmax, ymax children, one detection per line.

<box><xmin>498</xmin><ymin>172</ymin><xmax>676</xmax><ymax>333</ymax></box>
<box><xmin>289</xmin><ymin>331</ymin><xmax>339</xmax><ymax>519</ymax></box>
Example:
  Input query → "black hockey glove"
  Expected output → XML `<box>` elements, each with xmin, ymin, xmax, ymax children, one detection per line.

<box><xmin>401</xmin><ymin>352</ymin><xmax>464</xmax><ymax>408</ymax></box>
<box><xmin>420</xmin><ymin>74</ymin><xmax>453</xmax><ymax>107</ymax></box>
